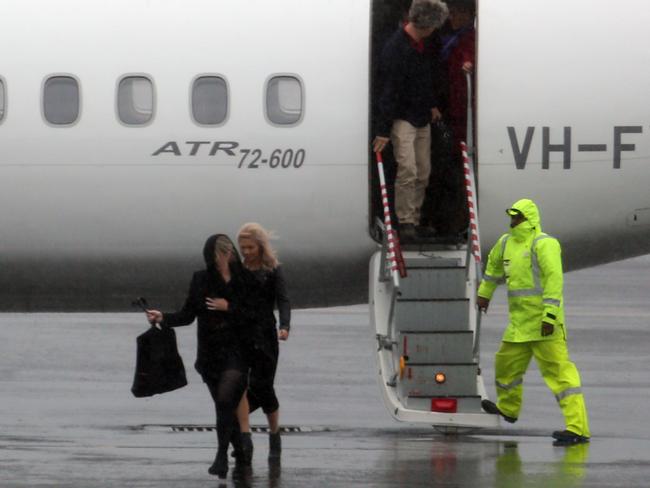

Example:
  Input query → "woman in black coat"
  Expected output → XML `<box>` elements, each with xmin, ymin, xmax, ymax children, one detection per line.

<box><xmin>146</xmin><ymin>234</ymin><xmax>252</xmax><ymax>479</ymax></box>
<box><xmin>235</xmin><ymin>223</ymin><xmax>291</xmax><ymax>462</ymax></box>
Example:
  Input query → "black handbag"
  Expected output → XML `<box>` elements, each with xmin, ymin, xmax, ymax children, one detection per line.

<box><xmin>131</xmin><ymin>324</ymin><xmax>188</xmax><ymax>398</ymax></box>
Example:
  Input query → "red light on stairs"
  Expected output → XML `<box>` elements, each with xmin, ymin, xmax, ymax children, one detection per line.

<box><xmin>431</xmin><ymin>398</ymin><xmax>457</xmax><ymax>413</ymax></box>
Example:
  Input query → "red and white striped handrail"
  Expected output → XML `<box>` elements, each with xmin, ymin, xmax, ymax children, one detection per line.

<box><xmin>461</xmin><ymin>141</ymin><xmax>482</xmax><ymax>282</ymax></box>
<box><xmin>375</xmin><ymin>151</ymin><xmax>406</xmax><ymax>282</ymax></box>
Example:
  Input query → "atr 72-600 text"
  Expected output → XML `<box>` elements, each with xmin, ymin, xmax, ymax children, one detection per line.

<box><xmin>152</xmin><ymin>141</ymin><xmax>306</xmax><ymax>169</ymax></box>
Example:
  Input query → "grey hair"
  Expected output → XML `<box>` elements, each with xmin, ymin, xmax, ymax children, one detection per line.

<box><xmin>409</xmin><ymin>0</ymin><xmax>449</xmax><ymax>30</ymax></box>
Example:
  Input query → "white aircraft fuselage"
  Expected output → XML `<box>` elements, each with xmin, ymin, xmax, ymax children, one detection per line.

<box><xmin>0</xmin><ymin>0</ymin><xmax>648</xmax><ymax>310</ymax></box>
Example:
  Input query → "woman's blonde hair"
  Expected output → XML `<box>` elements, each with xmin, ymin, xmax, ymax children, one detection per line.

<box><xmin>237</xmin><ymin>222</ymin><xmax>279</xmax><ymax>270</ymax></box>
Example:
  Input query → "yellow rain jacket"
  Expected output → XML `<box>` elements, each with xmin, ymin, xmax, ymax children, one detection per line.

<box><xmin>478</xmin><ymin>199</ymin><xmax>565</xmax><ymax>342</ymax></box>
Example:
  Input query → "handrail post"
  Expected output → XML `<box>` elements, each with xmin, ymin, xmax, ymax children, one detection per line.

<box><xmin>461</xmin><ymin>142</ymin><xmax>483</xmax><ymax>361</ymax></box>
<box><xmin>375</xmin><ymin>151</ymin><xmax>406</xmax><ymax>343</ymax></box>
<box><xmin>465</xmin><ymin>71</ymin><xmax>474</xmax><ymax>157</ymax></box>
<box><xmin>462</xmin><ymin>71</ymin><xmax>483</xmax><ymax>361</ymax></box>
<box><xmin>375</xmin><ymin>152</ymin><xmax>405</xmax><ymax>287</ymax></box>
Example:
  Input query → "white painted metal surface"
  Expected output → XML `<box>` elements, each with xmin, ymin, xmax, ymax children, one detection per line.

<box><xmin>371</xmin><ymin>250</ymin><xmax>499</xmax><ymax>428</ymax></box>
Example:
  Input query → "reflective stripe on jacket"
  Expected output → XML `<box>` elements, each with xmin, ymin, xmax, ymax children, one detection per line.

<box><xmin>478</xmin><ymin>199</ymin><xmax>565</xmax><ymax>342</ymax></box>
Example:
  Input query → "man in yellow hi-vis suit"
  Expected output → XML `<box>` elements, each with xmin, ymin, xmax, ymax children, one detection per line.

<box><xmin>477</xmin><ymin>198</ymin><xmax>590</xmax><ymax>446</ymax></box>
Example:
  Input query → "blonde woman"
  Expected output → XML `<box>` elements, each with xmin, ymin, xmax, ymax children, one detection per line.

<box><xmin>236</xmin><ymin>223</ymin><xmax>291</xmax><ymax>462</ymax></box>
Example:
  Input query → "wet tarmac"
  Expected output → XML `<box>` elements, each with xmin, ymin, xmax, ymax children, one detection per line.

<box><xmin>2</xmin><ymin>256</ymin><xmax>650</xmax><ymax>487</ymax></box>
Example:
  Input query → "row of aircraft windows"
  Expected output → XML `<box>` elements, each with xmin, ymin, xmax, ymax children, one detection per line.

<box><xmin>0</xmin><ymin>75</ymin><xmax>304</xmax><ymax>127</ymax></box>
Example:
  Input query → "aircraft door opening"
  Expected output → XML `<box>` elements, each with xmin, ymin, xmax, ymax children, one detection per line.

<box><xmin>369</xmin><ymin>0</ymin><xmax>477</xmax><ymax>246</ymax></box>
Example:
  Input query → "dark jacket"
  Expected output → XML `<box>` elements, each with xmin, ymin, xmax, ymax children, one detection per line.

<box><xmin>376</xmin><ymin>27</ymin><xmax>442</xmax><ymax>137</ymax></box>
<box><xmin>244</xmin><ymin>266</ymin><xmax>291</xmax><ymax>355</ymax></box>
<box><xmin>162</xmin><ymin>234</ymin><xmax>252</xmax><ymax>380</ymax></box>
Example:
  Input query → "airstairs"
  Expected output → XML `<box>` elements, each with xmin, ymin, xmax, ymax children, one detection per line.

<box><xmin>370</xmin><ymin>144</ymin><xmax>498</xmax><ymax>429</ymax></box>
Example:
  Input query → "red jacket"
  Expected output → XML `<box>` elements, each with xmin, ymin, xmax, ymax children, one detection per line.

<box><xmin>446</xmin><ymin>28</ymin><xmax>475</xmax><ymax>145</ymax></box>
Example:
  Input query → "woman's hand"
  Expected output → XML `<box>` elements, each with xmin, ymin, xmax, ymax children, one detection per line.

<box><xmin>146</xmin><ymin>309</ymin><xmax>163</xmax><ymax>324</ymax></box>
<box><xmin>205</xmin><ymin>297</ymin><xmax>229</xmax><ymax>311</ymax></box>
<box><xmin>278</xmin><ymin>329</ymin><xmax>289</xmax><ymax>341</ymax></box>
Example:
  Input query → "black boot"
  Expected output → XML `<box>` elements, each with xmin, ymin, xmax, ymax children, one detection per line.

<box><xmin>230</xmin><ymin>429</ymin><xmax>246</xmax><ymax>465</ymax></box>
<box><xmin>241</xmin><ymin>432</ymin><xmax>253</xmax><ymax>465</ymax></box>
<box><xmin>208</xmin><ymin>448</ymin><xmax>228</xmax><ymax>479</ymax></box>
<box><xmin>481</xmin><ymin>399</ymin><xmax>518</xmax><ymax>424</ymax></box>
<box><xmin>268</xmin><ymin>432</ymin><xmax>281</xmax><ymax>461</ymax></box>
<box><xmin>552</xmin><ymin>429</ymin><xmax>590</xmax><ymax>446</ymax></box>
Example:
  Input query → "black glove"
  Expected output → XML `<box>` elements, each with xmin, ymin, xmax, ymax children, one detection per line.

<box><xmin>541</xmin><ymin>322</ymin><xmax>554</xmax><ymax>337</ymax></box>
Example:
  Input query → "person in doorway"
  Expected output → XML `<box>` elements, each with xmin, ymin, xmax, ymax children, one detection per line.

<box><xmin>235</xmin><ymin>223</ymin><xmax>291</xmax><ymax>463</ymax></box>
<box><xmin>421</xmin><ymin>0</ymin><xmax>475</xmax><ymax>238</ymax></box>
<box><xmin>146</xmin><ymin>234</ymin><xmax>253</xmax><ymax>479</ymax></box>
<box><xmin>440</xmin><ymin>0</ymin><xmax>475</xmax><ymax>155</ymax></box>
<box><xmin>477</xmin><ymin>199</ymin><xmax>590</xmax><ymax>446</ymax></box>
<box><xmin>373</xmin><ymin>0</ymin><xmax>448</xmax><ymax>242</ymax></box>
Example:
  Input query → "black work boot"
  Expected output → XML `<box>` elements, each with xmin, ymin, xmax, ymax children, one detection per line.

<box><xmin>241</xmin><ymin>432</ymin><xmax>254</xmax><ymax>465</ymax></box>
<box><xmin>268</xmin><ymin>432</ymin><xmax>282</xmax><ymax>461</ymax></box>
<box><xmin>552</xmin><ymin>429</ymin><xmax>590</xmax><ymax>446</ymax></box>
<box><xmin>208</xmin><ymin>448</ymin><xmax>228</xmax><ymax>479</ymax></box>
<box><xmin>481</xmin><ymin>399</ymin><xmax>518</xmax><ymax>424</ymax></box>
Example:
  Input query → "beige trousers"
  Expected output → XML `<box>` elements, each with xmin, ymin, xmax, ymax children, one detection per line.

<box><xmin>391</xmin><ymin>119</ymin><xmax>431</xmax><ymax>225</ymax></box>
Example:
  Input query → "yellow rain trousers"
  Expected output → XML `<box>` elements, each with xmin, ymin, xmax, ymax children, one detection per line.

<box><xmin>478</xmin><ymin>199</ymin><xmax>590</xmax><ymax>437</ymax></box>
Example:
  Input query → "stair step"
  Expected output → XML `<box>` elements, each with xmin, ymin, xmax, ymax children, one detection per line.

<box><xmin>408</xmin><ymin>394</ymin><xmax>481</xmax><ymax>398</ymax></box>
<box><xmin>401</xmin><ymin>238</ymin><xmax>467</xmax><ymax>251</ymax></box>
<box><xmin>404</xmin><ymin>257</ymin><xmax>462</xmax><ymax>268</ymax></box>
<box><xmin>395</xmin><ymin>299</ymin><xmax>470</xmax><ymax>332</ymax></box>
<box><xmin>399</xmin><ymin>331</ymin><xmax>474</xmax><ymax>363</ymax></box>
<box><xmin>399</xmin><ymin>267</ymin><xmax>467</xmax><ymax>299</ymax></box>
<box><xmin>397</xmin><ymin>298</ymin><xmax>469</xmax><ymax>301</ymax></box>
<box><xmin>399</xmin><ymin>363</ymin><xmax>478</xmax><ymax>397</ymax></box>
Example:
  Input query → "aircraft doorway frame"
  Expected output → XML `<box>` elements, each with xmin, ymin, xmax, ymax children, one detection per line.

<box><xmin>368</xmin><ymin>0</ymin><xmax>477</xmax><ymax>245</ymax></box>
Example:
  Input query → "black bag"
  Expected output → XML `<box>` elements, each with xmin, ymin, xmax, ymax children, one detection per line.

<box><xmin>131</xmin><ymin>325</ymin><xmax>188</xmax><ymax>397</ymax></box>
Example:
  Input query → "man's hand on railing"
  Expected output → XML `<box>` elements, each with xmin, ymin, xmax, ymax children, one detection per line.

<box><xmin>373</xmin><ymin>136</ymin><xmax>390</xmax><ymax>153</ymax></box>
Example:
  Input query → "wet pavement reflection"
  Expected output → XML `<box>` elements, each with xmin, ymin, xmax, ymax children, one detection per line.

<box><xmin>1</xmin><ymin>256</ymin><xmax>650</xmax><ymax>486</ymax></box>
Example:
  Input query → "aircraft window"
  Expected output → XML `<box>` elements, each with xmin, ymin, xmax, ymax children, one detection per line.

<box><xmin>266</xmin><ymin>75</ymin><xmax>303</xmax><ymax>125</ymax></box>
<box><xmin>191</xmin><ymin>76</ymin><xmax>228</xmax><ymax>126</ymax></box>
<box><xmin>43</xmin><ymin>76</ymin><xmax>80</xmax><ymax>125</ymax></box>
<box><xmin>0</xmin><ymin>79</ymin><xmax>4</xmax><ymax>121</ymax></box>
<box><xmin>118</xmin><ymin>76</ymin><xmax>154</xmax><ymax>125</ymax></box>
